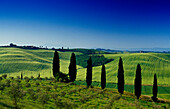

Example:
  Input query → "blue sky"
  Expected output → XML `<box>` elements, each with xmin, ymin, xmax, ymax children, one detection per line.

<box><xmin>0</xmin><ymin>0</ymin><xmax>170</xmax><ymax>49</ymax></box>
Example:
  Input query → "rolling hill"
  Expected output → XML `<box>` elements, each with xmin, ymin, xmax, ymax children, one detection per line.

<box><xmin>0</xmin><ymin>47</ymin><xmax>169</xmax><ymax>85</ymax></box>
<box><xmin>0</xmin><ymin>47</ymin><xmax>170</xmax><ymax>100</ymax></box>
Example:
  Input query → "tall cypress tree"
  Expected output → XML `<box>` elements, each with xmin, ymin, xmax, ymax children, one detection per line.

<box><xmin>134</xmin><ymin>64</ymin><xmax>142</xmax><ymax>99</ymax></box>
<box><xmin>86</xmin><ymin>57</ymin><xmax>92</xmax><ymax>87</ymax></box>
<box><xmin>53</xmin><ymin>51</ymin><xmax>60</xmax><ymax>78</ymax></box>
<box><xmin>117</xmin><ymin>57</ymin><xmax>124</xmax><ymax>94</ymax></box>
<box><xmin>152</xmin><ymin>74</ymin><xmax>158</xmax><ymax>101</ymax></box>
<box><xmin>21</xmin><ymin>73</ymin><xmax>23</xmax><ymax>80</ymax></box>
<box><xmin>101</xmin><ymin>64</ymin><xmax>106</xmax><ymax>89</ymax></box>
<box><xmin>69</xmin><ymin>53</ymin><xmax>77</xmax><ymax>82</ymax></box>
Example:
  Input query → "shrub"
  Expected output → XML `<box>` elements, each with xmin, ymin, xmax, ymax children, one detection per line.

<box><xmin>35</xmin><ymin>82</ymin><xmax>40</xmax><ymax>86</ymax></box>
<box><xmin>0</xmin><ymin>77</ymin><xmax>2</xmax><ymax>80</ymax></box>
<box><xmin>56</xmin><ymin>72</ymin><xmax>69</xmax><ymax>82</ymax></box>
<box><xmin>60</xmin><ymin>91</ymin><xmax>66</xmax><ymax>97</ymax></box>
<box><xmin>25</xmin><ymin>83</ymin><xmax>31</xmax><ymax>87</ymax></box>
<box><xmin>17</xmin><ymin>76</ymin><xmax>20</xmax><ymax>79</ymax></box>
<box><xmin>31</xmin><ymin>76</ymin><xmax>34</xmax><ymax>80</ymax></box>
<box><xmin>27</xmin><ymin>89</ymin><xmax>37</xmax><ymax>101</ymax></box>
<box><xmin>44</xmin><ymin>86</ymin><xmax>51</xmax><ymax>91</ymax></box>
<box><xmin>8</xmin><ymin>83</ymin><xmax>26</xmax><ymax>108</ymax></box>
<box><xmin>24</xmin><ymin>76</ymin><xmax>30</xmax><ymax>82</ymax></box>
<box><xmin>2</xmin><ymin>74</ymin><xmax>7</xmax><ymax>79</ymax></box>
<box><xmin>36</xmin><ymin>88</ymin><xmax>41</xmax><ymax>92</ymax></box>
<box><xmin>38</xmin><ymin>92</ymin><xmax>49</xmax><ymax>109</ymax></box>
<box><xmin>5</xmin><ymin>80</ymin><xmax>11</xmax><ymax>87</ymax></box>
<box><xmin>10</xmin><ymin>77</ymin><xmax>14</xmax><ymax>80</ymax></box>
<box><xmin>37</xmin><ymin>73</ymin><xmax>41</xmax><ymax>80</ymax></box>
<box><xmin>51</xmin><ymin>93</ymin><xmax>59</xmax><ymax>100</ymax></box>
<box><xmin>15</xmin><ymin>80</ymin><xmax>21</xmax><ymax>83</ymax></box>
<box><xmin>0</xmin><ymin>83</ymin><xmax>5</xmax><ymax>94</ymax></box>
<box><xmin>53</xmin><ymin>85</ymin><xmax>58</xmax><ymax>89</ymax></box>
<box><xmin>45</xmin><ymin>77</ymin><xmax>48</xmax><ymax>80</ymax></box>
<box><xmin>49</xmin><ymin>82</ymin><xmax>53</xmax><ymax>85</ymax></box>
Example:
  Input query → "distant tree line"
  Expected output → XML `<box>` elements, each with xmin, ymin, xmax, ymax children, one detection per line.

<box><xmin>52</xmin><ymin>50</ymin><xmax>158</xmax><ymax>101</ymax></box>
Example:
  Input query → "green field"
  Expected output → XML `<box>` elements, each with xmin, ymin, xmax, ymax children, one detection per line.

<box><xmin>0</xmin><ymin>47</ymin><xmax>170</xmax><ymax>100</ymax></box>
<box><xmin>0</xmin><ymin>79</ymin><xmax>169</xmax><ymax>109</ymax></box>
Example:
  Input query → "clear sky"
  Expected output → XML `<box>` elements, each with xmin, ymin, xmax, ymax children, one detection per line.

<box><xmin>0</xmin><ymin>0</ymin><xmax>170</xmax><ymax>49</ymax></box>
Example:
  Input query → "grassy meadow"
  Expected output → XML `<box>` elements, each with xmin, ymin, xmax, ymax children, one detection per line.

<box><xmin>0</xmin><ymin>78</ymin><xmax>169</xmax><ymax>109</ymax></box>
<box><xmin>0</xmin><ymin>47</ymin><xmax>170</xmax><ymax>101</ymax></box>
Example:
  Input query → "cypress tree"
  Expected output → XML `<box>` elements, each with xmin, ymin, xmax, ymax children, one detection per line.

<box><xmin>101</xmin><ymin>64</ymin><xmax>106</xmax><ymax>89</ymax></box>
<box><xmin>86</xmin><ymin>57</ymin><xmax>92</xmax><ymax>87</ymax></box>
<box><xmin>117</xmin><ymin>57</ymin><xmax>124</xmax><ymax>94</ymax></box>
<box><xmin>21</xmin><ymin>73</ymin><xmax>23</xmax><ymax>80</ymax></box>
<box><xmin>134</xmin><ymin>64</ymin><xmax>142</xmax><ymax>99</ymax></box>
<box><xmin>53</xmin><ymin>51</ymin><xmax>60</xmax><ymax>78</ymax></box>
<box><xmin>152</xmin><ymin>74</ymin><xmax>158</xmax><ymax>101</ymax></box>
<box><xmin>69</xmin><ymin>53</ymin><xmax>77</xmax><ymax>82</ymax></box>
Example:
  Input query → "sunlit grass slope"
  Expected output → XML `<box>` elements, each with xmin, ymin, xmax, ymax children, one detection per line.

<box><xmin>77</xmin><ymin>53</ymin><xmax>170</xmax><ymax>85</ymax></box>
<box><xmin>0</xmin><ymin>47</ymin><xmax>170</xmax><ymax>86</ymax></box>
<box><xmin>0</xmin><ymin>47</ymin><xmax>82</xmax><ymax>78</ymax></box>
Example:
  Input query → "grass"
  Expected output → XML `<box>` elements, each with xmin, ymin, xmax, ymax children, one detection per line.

<box><xmin>74</xmin><ymin>80</ymin><xmax>170</xmax><ymax>100</ymax></box>
<box><xmin>0</xmin><ymin>78</ymin><xmax>169</xmax><ymax>109</ymax></box>
<box><xmin>0</xmin><ymin>47</ymin><xmax>170</xmax><ymax>100</ymax></box>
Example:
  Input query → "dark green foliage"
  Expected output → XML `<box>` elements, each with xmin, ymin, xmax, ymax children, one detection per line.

<box><xmin>25</xmin><ymin>83</ymin><xmax>31</xmax><ymax>87</ymax></box>
<box><xmin>10</xmin><ymin>77</ymin><xmax>14</xmax><ymax>80</ymax></box>
<box><xmin>135</xmin><ymin>64</ymin><xmax>142</xmax><ymax>99</ymax></box>
<box><xmin>35</xmin><ymin>82</ymin><xmax>40</xmax><ymax>86</ymax></box>
<box><xmin>25</xmin><ymin>77</ymin><xmax>30</xmax><ymax>83</ymax></box>
<box><xmin>38</xmin><ymin>92</ymin><xmax>49</xmax><ymax>109</ymax></box>
<box><xmin>44</xmin><ymin>86</ymin><xmax>51</xmax><ymax>91</ymax></box>
<box><xmin>0</xmin><ymin>83</ymin><xmax>5</xmax><ymax>94</ymax></box>
<box><xmin>5</xmin><ymin>80</ymin><xmax>11</xmax><ymax>87</ymax></box>
<box><xmin>53</xmin><ymin>50</ymin><xmax>60</xmax><ymax>78</ymax></box>
<box><xmin>45</xmin><ymin>77</ymin><xmax>48</xmax><ymax>80</ymax></box>
<box><xmin>55</xmin><ymin>72</ymin><xmax>69</xmax><ymax>82</ymax></box>
<box><xmin>21</xmin><ymin>73</ymin><xmax>23</xmax><ymax>80</ymax></box>
<box><xmin>25</xmin><ymin>78</ymin><xmax>30</xmax><ymax>83</ymax></box>
<box><xmin>2</xmin><ymin>74</ymin><xmax>7</xmax><ymax>79</ymax></box>
<box><xmin>152</xmin><ymin>74</ymin><xmax>158</xmax><ymax>102</ymax></box>
<box><xmin>117</xmin><ymin>57</ymin><xmax>124</xmax><ymax>94</ymax></box>
<box><xmin>27</xmin><ymin>89</ymin><xmax>37</xmax><ymax>101</ymax></box>
<box><xmin>0</xmin><ymin>77</ymin><xmax>2</xmax><ymax>80</ymax></box>
<box><xmin>8</xmin><ymin>83</ymin><xmax>26</xmax><ymax>108</ymax></box>
<box><xmin>24</xmin><ymin>76</ymin><xmax>29</xmax><ymax>80</ymax></box>
<box><xmin>31</xmin><ymin>76</ymin><xmax>34</xmax><ymax>80</ymax></box>
<box><xmin>69</xmin><ymin>53</ymin><xmax>77</xmax><ymax>82</ymax></box>
<box><xmin>86</xmin><ymin>57</ymin><xmax>92</xmax><ymax>87</ymax></box>
<box><xmin>17</xmin><ymin>76</ymin><xmax>20</xmax><ymax>79</ymax></box>
<box><xmin>101</xmin><ymin>64</ymin><xmax>106</xmax><ymax>89</ymax></box>
<box><xmin>37</xmin><ymin>73</ymin><xmax>41</xmax><ymax>80</ymax></box>
<box><xmin>15</xmin><ymin>79</ymin><xmax>21</xmax><ymax>83</ymax></box>
<box><xmin>77</xmin><ymin>54</ymin><xmax>113</xmax><ymax>68</ymax></box>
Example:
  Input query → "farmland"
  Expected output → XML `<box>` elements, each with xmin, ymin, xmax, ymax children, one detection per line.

<box><xmin>0</xmin><ymin>47</ymin><xmax>170</xmax><ymax>100</ymax></box>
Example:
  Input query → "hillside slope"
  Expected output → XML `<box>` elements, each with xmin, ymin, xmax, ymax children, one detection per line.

<box><xmin>0</xmin><ymin>47</ymin><xmax>170</xmax><ymax>86</ymax></box>
<box><xmin>0</xmin><ymin>79</ymin><xmax>169</xmax><ymax>109</ymax></box>
<box><xmin>77</xmin><ymin>53</ymin><xmax>170</xmax><ymax>86</ymax></box>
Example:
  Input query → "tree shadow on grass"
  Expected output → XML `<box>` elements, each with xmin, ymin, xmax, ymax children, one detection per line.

<box><xmin>0</xmin><ymin>102</ymin><xmax>14</xmax><ymax>108</ymax></box>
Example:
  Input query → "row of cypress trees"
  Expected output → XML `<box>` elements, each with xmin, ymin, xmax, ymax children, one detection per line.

<box><xmin>53</xmin><ymin>51</ymin><xmax>77</xmax><ymax>82</ymax></box>
<box><xmin>53</xmin><ymin>51</ymin><xmax>158</xmax><ymax>101</ymax></box>
<box><xmin>117</xmin><ymin>57</ymin><xmax>158</xmax><ymax>100</ymax></box>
